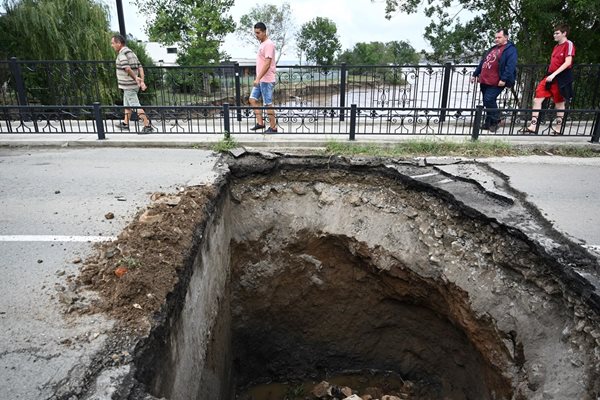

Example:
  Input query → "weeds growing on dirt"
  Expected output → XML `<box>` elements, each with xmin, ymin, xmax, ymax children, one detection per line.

<box><xmin>212</xmin><ymin>135</ymin><xmax>239</xmax><ymax>152</ymax></box>
<box><xmin>324</xmin><ymin>139</ymin><xmax>600</xmax><ymax>158</ymax></box>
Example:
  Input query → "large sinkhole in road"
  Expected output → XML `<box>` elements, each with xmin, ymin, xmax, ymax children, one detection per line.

<box><xmin>135</xmin><ymin>158</ymin><xmax>600</xmax><ymax>400</ymax></box>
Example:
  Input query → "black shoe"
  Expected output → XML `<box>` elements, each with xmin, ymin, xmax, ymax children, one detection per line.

<box><xmin>488</xmin><ymin>123</ymin><xmax>498</xmax><ymax>132</ymax></box>
<box><xmin>139</xmin><ymin>125</ymin><xmax>154</xmax><ymax>134</ymax></box>
<box><xmin>116</xmin><ymin>122</ymin><xmax>129</xmax><ymax>130</ymax></box>
<box><xmin>250</xmin><ymin>123</ymin><xmax>266</xmax><ymax>131</ymax></box>
<box><xmin>265</xmin><ymin>127</ymin><xmax>277</xmax><ymax>133</ymax></box>
<box><xmin>480</xmin><ymin>124</ymin><xmax>490</xmax><ymax>130</ymax></box>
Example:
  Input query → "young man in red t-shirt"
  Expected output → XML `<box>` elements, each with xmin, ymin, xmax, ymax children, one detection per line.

<box><xmin>526</xmin><ymin>24</ymin><xmax>575</xmax><ymax>134</ymax></box>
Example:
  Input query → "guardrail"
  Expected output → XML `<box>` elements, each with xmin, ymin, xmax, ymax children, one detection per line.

<box><xmin>2</xmin><ymin>103</ymin><xmax>599</xmax><ymax>143</ymax></box>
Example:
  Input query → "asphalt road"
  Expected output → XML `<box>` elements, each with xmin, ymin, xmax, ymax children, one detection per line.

<box><xmin>0</xmin><ymin>148</ymin><xmax>598</xmax><ymax>399</ymax></box>
<box><xmin>0</xmin><ymin>148</ymin><xmax>220</xmax><ymax>399</ymax></box>
<box><xmin>487</xmin><ymin>156</ymin><xmax>600</xmax><ymax>250</ymax></box>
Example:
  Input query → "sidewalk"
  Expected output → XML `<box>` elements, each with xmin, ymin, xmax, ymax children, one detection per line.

<box><xmin>0</xmin><ymin>132</ymin><xmax>598</xmax><ymax>148</ymax></box>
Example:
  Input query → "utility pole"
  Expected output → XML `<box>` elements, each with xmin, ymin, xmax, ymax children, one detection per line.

<box><xmin>116</xmin><ymin>0</ymin><xmax>127</xmax><ymax>37</ymax></box>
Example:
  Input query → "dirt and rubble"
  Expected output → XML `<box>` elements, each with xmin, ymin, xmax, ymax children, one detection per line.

<box><xmin>58</xmin><ymin>152</ymin><xmax>600</xmax><ymax>399</ymax></box>
<box><xmin>71</xmin><ymin>187</ymin><xmax>217</xmax><ymax>328</ymax></box>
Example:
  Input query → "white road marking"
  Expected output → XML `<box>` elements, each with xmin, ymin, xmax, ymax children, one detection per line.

<box><xmin>0</xmin><ymin>235</ymin><xmax>116</xmax><ymax>242</ymax></box>
<box><xmin>436</xmin><ymin>179</ymin><xmax>454</xmax><ymax>184</ymax></box>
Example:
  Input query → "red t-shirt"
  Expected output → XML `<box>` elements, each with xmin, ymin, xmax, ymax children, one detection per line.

<box><xmin>549</xmin><ymin>40</ymin><xmax>575</xmax><ymax>73</ymax></box>
<box><xmin>479</xmin><ymin>45</ymin><xmax>506</xmax><ymax>85</ymax></box>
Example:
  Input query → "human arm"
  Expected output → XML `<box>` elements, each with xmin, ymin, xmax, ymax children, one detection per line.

<box><xmin>499</xmin><ymin>46</ymin><xmax>518</xmax><ymax>87</ymax></box>
<box><xmin>253</xmin><ymin>57</ymin><xmax>273</xmax><ymax>86</ymax></box>
<box><xmin>136</xmin><ymin>66</ymin><xmax>147</xmax><ymax>91</ymax></box>
<box><xmin>546</xmin><ymin>56</ymin><xmax>573</xmax><ymax>82</ymax></box>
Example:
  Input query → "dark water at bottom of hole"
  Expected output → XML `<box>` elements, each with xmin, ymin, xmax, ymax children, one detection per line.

<box><xmin>239</xmin><ymin>371</ymin><xmax>408</xmax><ymax>400</ymax></box>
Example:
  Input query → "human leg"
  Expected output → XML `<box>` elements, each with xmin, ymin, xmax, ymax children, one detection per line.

<box><xmin>123</xmin><ymin>89</ymin><xmax>153</xmax><ymax>133</ymax></box>
<box><xmin>526</xmin><ymin>97</ymin><xmax>545</xmax><ymax>132</ymax></box>
<box><xmin>551</xmin><ymin>101</ymin><xmax>566</xmax><ymax>134</ymax></box>
<box><xmin>526</xmin><ymin>78</ymin><xmax>553</xmax><ymax>132</ymax></box>
<box><xmin>249</xmin><ymin>86</ymin><xmax>265</xmax><ymax>129</ymax></box>
<box><xmin>260</xmin><ymin>82</ymin><xmax>277</xmax><ymax>131</ymax></box>
<box><xmin>481</xmin><ymin>85</ymin><xmax>504</xmax><ymax>129</ymax></box>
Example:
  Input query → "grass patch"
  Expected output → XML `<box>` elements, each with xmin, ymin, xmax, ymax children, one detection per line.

<box><xmin>211</xmin><ymin>135</ymin><xmax>239</xmax><ymax>153</ymax></box>
<box><xmin>324</xmin><ymin>139</ymin><xmax>600</xmax><ymax>158</ymax></box>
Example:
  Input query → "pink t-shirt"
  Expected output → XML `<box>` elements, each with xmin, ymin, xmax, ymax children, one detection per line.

<box><xmin>257</xmin><ymin>39</ymin><xmax>276</xmax><ymax>83</ymax></box>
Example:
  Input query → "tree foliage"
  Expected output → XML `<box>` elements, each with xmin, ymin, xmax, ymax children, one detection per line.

<box><xmin>136</xmin><ymin>0</ymin><xmax>235</xmax><ymax>65</ymax></box>
<box><xmin>296</xmin><ymin>17</ymin><xmax>341</xmax><ymax>65</ymax></box>
<box><xmin>236</xmin><ymin>2</ymin><xmax>296</xmax><ymax>63</ymax></box>
<box><xmin>337</xmin><ymin>41</ymin><xmax>420</xmax><ymax>65</ymax></box>
<box><xmin>0</xmin><ymin>0</ymin><xmax>113</xmax><ymax>60</ymax></box>
<box><xmin>377</xmin><ymin>0</ymin><xmax>600</xmax><ymax>63</ymax></box>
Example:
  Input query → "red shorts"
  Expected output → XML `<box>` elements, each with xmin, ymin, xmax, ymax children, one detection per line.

<box><xmin>535</xmin><ymin>77</ymin><xmax>565</xmax><ymax>103</ymax></box>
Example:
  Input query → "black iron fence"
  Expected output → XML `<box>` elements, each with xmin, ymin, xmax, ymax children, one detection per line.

<box><xmin>2</xmin><ymin>59</ymin><xmax>600</xmax><ymax>110</ymax></box>
<box><xmin>2</xmin><ymin>103</ymin><xmax>599</xmax><ymax>142</ymax></box>
<box><xmin>1</xmin><ymin>58</ymin><xmax>599</xmax><ymax>140</ymax></box>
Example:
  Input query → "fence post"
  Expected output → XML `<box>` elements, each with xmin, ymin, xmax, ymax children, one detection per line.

<box><xmin>223</xmin><ymin>103</ymin><xmax>231</xmax><ymax>137</ymax></box>
<box><xmin>93</xmin><ymin>102</ymin><xmax>105</xmax><ymax>140</ymax></box>
<box><xmin>349</xmin><ymin>104</ymin><xmax>357</xmax><ymax>141</ymax></box>
<box><xmin>589</xmin><ymin>66</ymin><xmax>600</xmax><ymax>111</ymax></box>
<box><xmin>339</xmin><ymin>62</ymin><xmax>347</xmax><ymax>122</ymax></box>
<box><xmin>234</xmin><ymin>62</ymin><xmax>242</xmax><ymax>122</ymax></box>
<box><xmin>9</xmin><ymin>57</ymin><xmax>28</xmax><ymax>106</ymax></box>
<box><xmin>471</xmin><ymin>105</ymin><xmax>483</xmax><ymax>141</ymax></box>
<box><xmin>591</xmin><ymin>111</ymin><xmax>600</xmax><ymax>143</ymax></box>
<box><xmin>440</xmin><ymin>62</ymin><xmax>452</xmax><ymax>122</ymax></box>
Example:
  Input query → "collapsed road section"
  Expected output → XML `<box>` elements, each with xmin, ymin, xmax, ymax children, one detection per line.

<box><xmin>66</xmin><ymin>152</ymin><xmax>599</xmax><ymax>400</ymax></box>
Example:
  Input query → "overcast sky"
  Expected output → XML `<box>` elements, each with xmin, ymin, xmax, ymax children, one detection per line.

<box><xmin>107</xmin><ymin>0</ymin><xmax>469</xmax><ymax>61</ymax></box>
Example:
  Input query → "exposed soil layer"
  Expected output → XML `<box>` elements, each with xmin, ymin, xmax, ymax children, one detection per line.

<box><xmin>69</xmin><ymin>153</ymin><xmax>600</xmax><ymax>400</ymax></box>
<box><xmin>75</xmin><ymin>187</ymin><xmax>216</xmax><ymax>328</ymax></box>
<box><xmin>227</xmin><ymin>165</ymin><xmax>600</xmax><ymax>399</ymax></box>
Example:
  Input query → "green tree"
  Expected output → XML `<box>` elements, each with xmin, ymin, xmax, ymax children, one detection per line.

<box><xmin>0</xmin><ymin>0</ymin><xmax>113</xmax><ymax>60</ymax></box>
<box><xmin>236</xmin><ymin>2</ymin><xmax>296</xmax><ymax>63</ymax></box>
<box><xmin>387</xmin><ymin>40</ymin><xmax>420</xmax><ymax>64</ymax></box>
<box><xmin>136</xmin><ymin>0</ymin><xmax>235</xmax><ymax>65</ymax></box>
<box><xmin>376</xmin><ymin>0</ymin><xmax>600</xmax><ymax>63</ymax></box>
<box><xmin>337</xmin><ymin>41</ymin><xmax>419</xmax><ymax>65</ymax></box>
<box><xmin>296</xmin><ymin>17</ymin><xmax>341</xmax><ymax>65</ymax></box>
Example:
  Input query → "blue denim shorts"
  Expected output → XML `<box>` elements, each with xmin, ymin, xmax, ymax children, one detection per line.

<box><xmin>250</xmin><ymin>82</ymin><xmax>276</xmax><ymax>105</ymax></box>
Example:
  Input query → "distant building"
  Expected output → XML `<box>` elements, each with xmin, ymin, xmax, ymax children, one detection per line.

<box><xmin>142</xmin><ymin>42</ymin><xmax>180</xmax><ymax>66</ymax></box>
<box><xmin>221</xmin><ymin>58</ymin><xmax>256</xmax><ymax>77</ymax></box>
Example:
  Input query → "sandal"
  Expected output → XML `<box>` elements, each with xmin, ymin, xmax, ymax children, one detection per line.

<box><xmin>521</xmin><ymin>118</ymin><xmax>538</xmax><ymax>134</ymax></box>
<box><xmin>551</xmin><ymin>118</ymin><xmax>563</xmax><ymax>135</ymax></box>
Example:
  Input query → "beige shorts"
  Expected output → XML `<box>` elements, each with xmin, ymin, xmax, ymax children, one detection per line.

<box><xmin>123</xmin><ymin>89</ymin><xmax>141</xmax><ymax>108</ymax></box>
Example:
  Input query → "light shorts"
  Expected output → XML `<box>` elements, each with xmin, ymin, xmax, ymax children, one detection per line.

<box><xmin>250</xmin><ymin>82</ymin><xmax>276</xmax><ymax>105</ymax></box>
<box><xmin>123</xmin><ymin>89</ymin><xmax>141</xmax><ymax>108</ymax></box>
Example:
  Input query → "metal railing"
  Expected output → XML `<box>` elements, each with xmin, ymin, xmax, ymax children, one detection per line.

<box><xmin>2</xmin><ymin>59</ymin><xmax>599</xmax><ymax>110</ymax></box>
<box><xmin>1</xmin><ymin>59</ymin><xmax>599</xmax><ymax>141</ymax></box>
<box><xmin>2</xmin><ymin>103</ymin><xmax>599</xmax><ymax>142</ymax></box>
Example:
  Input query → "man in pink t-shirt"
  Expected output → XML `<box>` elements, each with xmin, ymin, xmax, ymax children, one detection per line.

<box><xmin>525</xmin><ymin>24</ymin><xmax>576</xmax><ymax>135</ymax></box>
<box><xmin>249</xmin><ymin>22</ymin><xmax>278</xmax><ymax>133</ymax></box>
